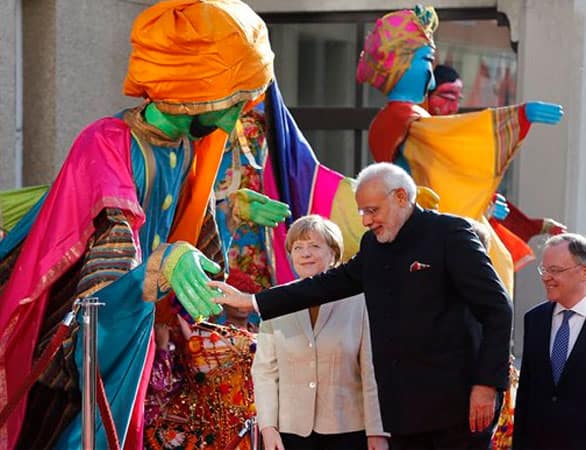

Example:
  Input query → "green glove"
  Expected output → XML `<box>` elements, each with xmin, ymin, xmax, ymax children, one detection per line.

<box><xmin>162</xmin><ymin>243</ymin><xmax>224</xmax><ymax>320</ymax></box>
<box><xmin>229</xmin><ymin>188</ymin><xmax>291</xmax><ymax>227</ymax></box>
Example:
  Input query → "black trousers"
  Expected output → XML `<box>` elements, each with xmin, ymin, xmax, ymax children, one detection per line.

<box><xmin>391</xmin><ymin>392</ymin><xmax>503</xmax><ymax>450</ymax></box>
<box><xmin>280</xmin><ymin>430</ymin><xmax>368</xmax><ymax>450</ymax></box>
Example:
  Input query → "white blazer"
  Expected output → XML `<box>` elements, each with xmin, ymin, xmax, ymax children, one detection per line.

<box><xmin>252</xmin><ymin>293</ymin><xmax>388</xmax><ymax>437</ymax></box>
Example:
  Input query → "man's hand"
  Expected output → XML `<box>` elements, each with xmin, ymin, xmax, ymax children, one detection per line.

<box><xmin>163</xmin><ymin>243</ymin><xmax>224</xmax><ymax>320</ymax></box>
<box><xmin>469</xmin><ymin>384</ymin><xmax>497</xmax><ymax>432</ymax></box>
<box><xmin>208</xmin><ymin>280</ymin><xmax>255</xmax><ymax>312</ymax></box>
<box><xmin>229</xmin><ymin>188</ymin><xmax>291</xmax><ymax>227</ymax></box>
<box><xmin>260</xmin><ymin>427</ymin><xmax>284</xmax><ymax>450</ymax></box>
<box><xmin>368</xmin><ymin>436</ymin><xmax>389</xmax><ymax>450</ymax></box>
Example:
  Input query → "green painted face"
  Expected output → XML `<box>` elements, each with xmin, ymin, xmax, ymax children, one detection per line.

<box><xmin>144</xmin><ymin>102</ymin><xmax>245</xmax><ymax>140</ymax></box>
<box><xmin>196</xmin><ymin>103</ymin><xmax>244</xmax><ymax>134</ymax></box>
<box><xmin>144</xmin><ymin>103</ymin><xmax>192</xmax><ymax>139</ymax></box>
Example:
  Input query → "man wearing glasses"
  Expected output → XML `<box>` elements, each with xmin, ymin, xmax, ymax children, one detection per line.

<box><xmin>211</xmin><ymin>162</ymin><xmax>513</xmax><ymax>450</ymax></box>
<box><xmin>513</xmin><ymin>233</ymin><xmax>586</xmax><ymax>450</ymax></box>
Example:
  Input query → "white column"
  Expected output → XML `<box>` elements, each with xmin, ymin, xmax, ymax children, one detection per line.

<box><xmin>514</xmin><ymin>0</ymin><xmax>586</xmax><ymax>355</ymax></box>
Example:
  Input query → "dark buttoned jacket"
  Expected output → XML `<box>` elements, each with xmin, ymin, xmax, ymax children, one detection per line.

<box><xmin>513</xmin><ymin>301</ymin><xmax>586</xmax><ymax>450</ymax></box>
<box><xmin>257</xmin><ymin>207</ymin><xmax>512</xmax><ymax>435</ymax></box>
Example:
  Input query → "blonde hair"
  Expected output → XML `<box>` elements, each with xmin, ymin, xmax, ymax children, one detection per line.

<box><xmin>285</xmin><ymin>215</ymin><xmax>344</xmax><ymax>266</ymax></box>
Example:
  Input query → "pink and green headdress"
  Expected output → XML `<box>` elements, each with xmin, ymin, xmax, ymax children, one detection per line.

<box><xmin>356</xmin><ymin>5</ymin><xmax>438</xmax><ymax>94</ymax></box>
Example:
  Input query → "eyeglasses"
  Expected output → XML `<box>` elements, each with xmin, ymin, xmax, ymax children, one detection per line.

<box><xmin>537</xmin><ymin>264</ymin><xmax>582</xmax><ymax>276</ymax></box>
<box><xmin>358</xmin><ymin>189</ymin><xmax>397</xmax><ymax>217</ymax></box>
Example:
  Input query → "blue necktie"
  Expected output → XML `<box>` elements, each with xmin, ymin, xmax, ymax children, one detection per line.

<box><xmin>551</xmin><ymin>309</ymin><xmax>575</xmax><ymax>384</ymax></box>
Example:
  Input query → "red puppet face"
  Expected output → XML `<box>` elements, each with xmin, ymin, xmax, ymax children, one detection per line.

<box><xmin>428</xmin><ymin>79</ymin><xmax>463</xmax><ymax>115</ymax></box>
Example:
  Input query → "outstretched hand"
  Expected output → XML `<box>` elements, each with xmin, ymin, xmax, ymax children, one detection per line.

<box><xmin>525</xmin><ymin>101</ymin><xmax>563</xmax><ymax>125</ymax></box>
<box><xmin>208</xmin><ymin>280</ymin><xmax>256</xmax><ymax>312</ymax></box>
<box><xmin>229</xmin><ymin>188</ymin><xmax>291</xmax><ymax>227</ymax></box>
<box><xmin>163</xmin><ymin>244</ymin><xmax>224</xmax><ymax>320</ymax></box>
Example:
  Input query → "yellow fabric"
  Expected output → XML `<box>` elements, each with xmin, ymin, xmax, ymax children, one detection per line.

<box><xmin>0</xmin><ymin>184</ymin><xmax>49</xmax><ymax>231</ymax></box>
<box><xmin>405</xmin><ymin>107</ymin><xmax>524</xmax><ymax>220</ymax></box>
<box><xmin>403</xmin><ymin>107</ymin><xmax>525</xmax><ymax>295</ymax></box>
<box><xmin>416</xmin><ymin>186</ymin><xmax>440</xmax><ymax>210</ymax></box>
<box><xmin>330</xmin><ymin>177</ymin><xmax>365</xmax><ymax>261</ymax></box>
<box><xmin>485</xmin><ymin>217</ymin><xmax>514</xmax><ymax>295</ymax></box>
<box><xmin>124</xmin><ymin>0</ymin><xmax>274</xmax><ymax>115</ymax></box>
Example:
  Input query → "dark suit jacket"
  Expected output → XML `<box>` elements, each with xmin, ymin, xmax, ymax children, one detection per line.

<box><xmin>513</xmin><ymin>302</ymin><xmax>586</xmax><ymax>450</ymax></box>
<box><xmin>257</xmin><ymin>207</ymin><xmax>512</xmax><ymax>435</ymax></box>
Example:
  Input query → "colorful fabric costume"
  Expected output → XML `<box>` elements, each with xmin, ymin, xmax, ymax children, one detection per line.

<box><xmin>367</xmin><ymin>101</ymin><xmax>531</xmax><ymax>293</ymax></box>
<box><xmin>144</xmin><ymin>322</ymin><xmax>256</xmax><ymax>450</ymax></box>
<box><xmin>262</xmin><ymin>82</ymin><xmax>364</xmax><ymax>282</ymax></box>
<box><xmin>357</xmin><ymin>4</ymin><xmax>532</xmax><ymax>294</ymax></box>
<box><xmin>0</xmin><ymin>1</ymin><xmax>273</xmax><ymax>448</ymax></box>
<box><xmin>213</xmin><ymin>81</ymin><xmax>365</xmax><ymax>292</ymax></box>
<box><xmin>215</xmin><ymin>110</ymin><xmax>273</xmax><ymax>294</ymax></box>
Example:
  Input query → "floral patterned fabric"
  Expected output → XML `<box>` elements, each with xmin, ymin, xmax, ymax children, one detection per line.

<box><xmin>215</xmin><ymin>109</ymin><xmax>273</xmax><ymax>296</ymax></box>
<box><xmin>144</xmin><ymin>322</ymin><xmax>256</xmax><ymax>450</ymax></box>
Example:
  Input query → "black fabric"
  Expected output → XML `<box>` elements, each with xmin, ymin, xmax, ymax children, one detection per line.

<box><xmin>513</xmin><ymin>302</ymin><xmax>586</xmax><ymax>450</ymax></box>
<box><xmin>280</xmin><ymin>430</ymin><xmax>368</xmax><ymax>450</ymax></box>
<box><xmin>391</xmin><ymin>423</ymin><xmax>475</xmax><ymax>450</ymax></box>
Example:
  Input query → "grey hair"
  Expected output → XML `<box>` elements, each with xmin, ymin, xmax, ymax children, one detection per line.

<box><xmin>355</xmin><ymin>162</ymin><xmax>417</xmax><ymax>203</ymax></box>
<box><xmin>544</xmin><ymin>233</ymin><xmax>586</xmax><ymax>265</ymax></box>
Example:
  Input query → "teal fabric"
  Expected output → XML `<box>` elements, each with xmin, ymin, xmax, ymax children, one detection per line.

<box><xmin>55</xmin><ymin>117</ymin><xmax>193</xmax><ymax>448</ymax></box>
<box><xmin>55</xmin><ymin>266</ymin><xmax>154</xmax><ymax>449</ymax></box>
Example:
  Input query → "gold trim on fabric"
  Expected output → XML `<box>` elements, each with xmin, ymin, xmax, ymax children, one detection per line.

<box><xmin>155</xmin><ymin>85</ymin><xmax>269</xmax><ymax>116</ymax></box>
<box><xmin>25</xmin><ymin>196</ymin><xmax>144</xmax><ymax>303</ymax></box>
<box><xmin>492</xmin><ymin>106</ymin><xmax>522</xmax><ymax>176</ymax></box>
<box><xmin>144</xmin><ymin>243</ymin><xmax>170</xmax><ymax>302</ymax></box>
<box><xmin>0</xmin><ymin>312</ymin><xmax>19</xmax><ymax>448</ymax></box>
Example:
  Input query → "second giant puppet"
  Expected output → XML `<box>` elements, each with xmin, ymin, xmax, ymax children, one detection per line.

<box><xmin>356</xmin><ymin>6</ymin><xmax>563</xmax><ymax>293</ymax></box>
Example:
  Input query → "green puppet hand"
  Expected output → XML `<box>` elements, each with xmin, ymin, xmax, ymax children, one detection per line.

<box><xmin>162</xmin><ymin>243</ymin><xmax>224</xmax><ymax>320</ymax></box>
<box><xmin>229</xmin><ymin>188</ymin><xmax>291</xmax><ymax>227</ymax></box>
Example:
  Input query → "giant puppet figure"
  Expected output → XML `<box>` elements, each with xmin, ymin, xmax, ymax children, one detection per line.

<box><xmin>0</xmin><ymin>1</ymin><xmax>291</xmax><ymax>449</ymax></box>
<box><xmin>356</xmin><ymin>6</ymin><xmax>563</xmax><ymax>293</ymax></box>
<box><xmin>427</xmin><ymin>64</ymin><xmax>566</xmax><ymax>273</ymax></box>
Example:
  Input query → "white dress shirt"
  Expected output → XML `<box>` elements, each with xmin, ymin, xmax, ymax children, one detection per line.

<box><xmin>549</xmin><ymin>296</ymin><xmax>586</xmax><ymax>359</ymax></box>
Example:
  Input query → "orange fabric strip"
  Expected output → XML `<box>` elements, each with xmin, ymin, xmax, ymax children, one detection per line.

<box><xmin>168</xmin><ymin>129</ymin><xmax>228</xmax><ymax>245</ymax></box>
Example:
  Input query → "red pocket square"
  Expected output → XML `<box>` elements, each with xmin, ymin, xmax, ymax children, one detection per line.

<box><xmin>410</xmin><ymin>261</ymin><xmax>431</xmax><ymax>272</ymax></box>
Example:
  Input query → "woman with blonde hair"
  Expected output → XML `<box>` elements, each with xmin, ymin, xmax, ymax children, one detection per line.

<box><xmin>252</xmin><ymin>215</ymin><xmax>389</xmax><ymax>450</ymax></box>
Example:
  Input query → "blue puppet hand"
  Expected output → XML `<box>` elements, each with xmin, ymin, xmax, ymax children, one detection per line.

<box><xmin>525</xmin><ymin>102</ymin><xmax>563</xmax><ymax>125</ymax></box>
<box><xmin>491</xmin><ymin>193</ymin><xmax>510</xmax><ymax>220</ymax></box>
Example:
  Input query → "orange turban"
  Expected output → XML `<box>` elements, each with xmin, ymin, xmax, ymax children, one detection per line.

<box><xmin>124</xmin><ymin>0</ymin><xmax>274</xmax><ymax>115</ymax></box>
<box><xmin>356</xmin><ymin>6</ymin><xmax>438</xmax><ymax>95</ymax></box>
